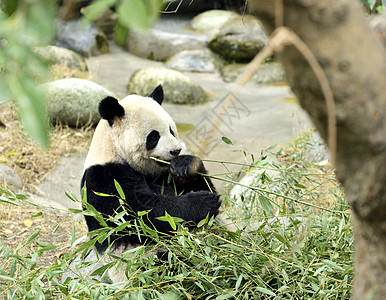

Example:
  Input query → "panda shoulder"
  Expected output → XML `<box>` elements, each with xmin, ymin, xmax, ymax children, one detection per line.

<box><xmin>83</xmin><ymin>163</ymin><xmax>138</xmax><ymax>187</ymax></box>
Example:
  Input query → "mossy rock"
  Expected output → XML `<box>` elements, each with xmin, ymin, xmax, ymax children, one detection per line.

<box><xmin>127</xmin><ymin>67</ymin><xmax>208</xmax><ymax>105</ymax></box>
<box><xmin>208</xmin><ymin>15</ymin><xmax>268</xmax><ymax>62</ymax></box>
<box><xmin>41</xmin><ymin>78</ymin><xmax>115</xmax><ymax>126</ymax></box>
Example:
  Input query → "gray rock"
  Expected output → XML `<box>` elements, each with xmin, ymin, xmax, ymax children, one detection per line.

<box><xmin>208</xmin><ymin>15</ymin><xmax>268</xmax><ymax>62</ymax></box>
<box><xmin>55</xmin><ymin>19</ymin><xmax>109</xmax><ymax>57</ymax></box>
<box><xmin>166</xmin><ymin>49</ymin><xmax>218</xmax><ymax>73</ymax></box>
<box><xmin>221</xmin><ymin>62</ymin><xmax>286</xmax><ymax>84</ymax></box>
<box><xmin>126</xmin><ymin>28</ymin><xmax>206</xmax><ymax>61</ymax></box>
<box><xmin>62</xmin><ymin>248</ymin><xmax>107</xmax><ymax>283</ymax></box>
<box><xmin>229</xmin><ymin>167</ymin><xmax>281</xmax><ymax>209</ymax></box>
<box><xmin>304</xmin><ymin>132</ymin><xmax>330</xmax><ymax>163</ymax></box>
<box><xmin>37</xmin><ymin>154</ymin><xmax>85</xmax><ymax>210</ymax></box>
<box><xmin>0</xmin><ymin>164</ymin><xmax>22</xmax><ymax>188</ymax></box>
<box><xmin>41</xmin><ymin>78</ymin><xmax>115</xmax><ymax>126</ymax></box>
<box><xmin>127</xmin><ymin>67</ymin><xmax>208</xmax><ymax>105</ymax></box>
<box><xmin>33</xmin><ymin>45</ymin><xmax>88</xmax><ymax>71</ymax></box>
<box><xmin>190</xmin><ymin>10</ymin><xmax>239</xmax><ymax>33</ymax></box>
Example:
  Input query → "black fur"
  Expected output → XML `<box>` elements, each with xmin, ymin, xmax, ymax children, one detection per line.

<box><xmin>148</xmin><ymin>85</ymin><xmax>164</xmax><ymax>105</ymax></box>
<box><xmin>99</xmin><ymin>96</ymin><xmax>125</xmax><ymax>126</ymax></box>
<box><xmin>146</xmin><ymin>130</ymin><xmax>160</xmax><ymax>150</ymax></box>
<box><xmin>81</xmin><ymin>155</ymin><xmax>220</xmax><ymax>254</ymax></box>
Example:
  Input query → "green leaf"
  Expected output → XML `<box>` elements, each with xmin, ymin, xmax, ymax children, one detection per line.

<box><xmin>235</xmin><ymin>274</ymin><xmax>243</xmax><ymax>290</ymax></box>
<box><xmin>259</xmin><ymin>195</ymin><xmax>274</xmax><ymax>215</ymax></box>
<box><xmin>68</xmin><ymin>208</ymin><xmax>84</xmax><ymax>214</ymax></box>
<box><xmin>71</xmin><ymin>225</ymin><xmax>76</xmax><ymax>245</ymax></box>
<box><xmin>91</xmin><ymin>263</ymin><xmax>114</xmax><ymax>276</ymax></box>
<box><xmin>138</xmin><ymin>210</ymin><xmax>151</xmax><ymax>216</ymax></box>
<box><xmin>322</xmin><ymin>259</ymin><xmax>344</xmax><ymax>272</ymax></box>
<box><xmin>255</xmin><ymin>286</ymin><xmax>276</xmax><ymax>296</ymax></box>
<box><xmin>294</xmin><ymin>183</ymin><xmax>307</xmax><ymax>189</ymax></box>
<box><xmin>222</xmin><ymin>136</ymin><xmax>233</xmax><ymax>145</ymax></box>
<box><xmin>114</xmin><ymin>180</ymin><xmax>126</xmax><ymax>200</ymax></box>
<box><xmin>32</xmin><ymin>212</ymin><xmax>43</xmax><ymax>218</ymax></box>
<box><xmin>0</xmin><ymin>275</ymin><xmax>16</xmax><ymax>282</ymax></box>
<box><xmin>117</xmin><ymin>0</ymin><xmax>151</xmax><ymax>31</ymax></box>
<box><xmin>114</xmin><ymin>20</ymin><xmax>129</xmax><ymax>46</ymax></box>
<box><xmin>83</xmin><ymin>0</ymin><xmax>116</xmax><ymax>21</ymax></box>
<box><xmin>93</xmin><ymin>191</ymin><xmax>113</xmax><ymax>197</ymax></box>
<box><xmin>12</xmin><ymin>77</ymin><xmax>49</xmax><ymax>148</ymax></box>
<box><xmin>71</xmin><ymin>234</ymin><xmax>89</xmax><ymax>250</ymax></box>
<box><xmin>25</xmin><ymin>230</ymin><xmax>40</xmax><ymax>245</ymax></box>
<box><xmin>73</xmin><ymin>238</ymin><xmax>97</xmax><ymax>255</ymax></box>
<box><xmin>157</xmin><ymin>211</ymin><xmax>176</xmax><ymax>230</ymax></box>
<box><xmin>0</xmin><ymin>196</ymin><xmax>20</xmax><ymax>206</ymax></box>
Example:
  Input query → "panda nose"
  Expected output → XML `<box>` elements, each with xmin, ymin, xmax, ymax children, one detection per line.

<box><xmin>170</xmin><ymin>149</ymin><xmax>181</xmax><ymax>157</ymax></box>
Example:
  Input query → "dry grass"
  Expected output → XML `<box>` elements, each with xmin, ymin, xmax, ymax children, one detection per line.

<box><xmin>0</xmin><ymin>201</ymin><xmax>88</xmax><ymax>269</ymax></box>
<box><xmin>0</xmin><ymin>102</ymin><xmax>94</xmax><ymax>190</ymax></box>
<box><xmin>0</xmin><ymin>62</ymin><xmax>93</xmax><ymax>268</ymax></box>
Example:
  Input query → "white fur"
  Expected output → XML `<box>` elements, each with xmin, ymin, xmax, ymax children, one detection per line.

<box><xmin>84</xmin><ymin>95</ymin><xmax>181</xmax><ymax>176</ymax></box>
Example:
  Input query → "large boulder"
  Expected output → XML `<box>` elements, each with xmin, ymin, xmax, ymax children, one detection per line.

<box><xmin>41</xmin><ymin>78</ymin><xmax>115</xmax><ymax>126</ymax></box>
<box><xmin>208</xmin><ymin>15</ymin><xmax>268</xmax><ymax>62</ymax></box>
<box><xmin>55</xmin><ymin>19</ymin><xmax>109</xmax><ymax>57</ymax></box>
<box><xmin>190</xmin><ymin>10</ymin><xmax>239</xmax><ymax>33</ymax></box>
<box><xmin>166</xmin><ymin>49</ymin><xmax>218</xmax><ymax>73</ymax></box>
<box><xmin>33</xmin><ymin>45</ymin><xmax>88</xmax><ymax>71</ymax></box>
<box><xmin>127</xmin><ymin>67</ymin><xmax>208</xmax><ymax>105</ymax></box>
<box><xmin>126</xmin><ymin>29</ymin><xmax>206</xmax><ymax>61</ymax></box>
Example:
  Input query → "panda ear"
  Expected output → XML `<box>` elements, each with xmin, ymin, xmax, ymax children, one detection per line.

<box><xmin>148</xmin><ymin>84</ymin><xmax>164</xmax><ymax>105</ymax></box>
<box><xmin>99</xmin><ymin>96</ymin><xmax>125</xmax><ymax>126</ymax></box>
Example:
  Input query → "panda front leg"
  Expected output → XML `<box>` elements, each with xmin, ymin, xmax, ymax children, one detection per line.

<box><xmin>169</xmin><ymin>155</ymin><xmax>216</xmax><ymax>193</ymax></box>
<box><xmin>169</xmin><ymin>155</ymin><xmax>239</xmax><ymax>233</ymax></box>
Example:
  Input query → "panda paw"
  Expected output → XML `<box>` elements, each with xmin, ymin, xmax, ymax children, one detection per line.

<box><xmin>170</xmin><ymin>155</ymin><xmax>205</xmax><ymax>179</ymax></box>
<box><xmin>186</xmin><ymin>191</ymin><xmax>221</xmax><ymax>219</ymax></box>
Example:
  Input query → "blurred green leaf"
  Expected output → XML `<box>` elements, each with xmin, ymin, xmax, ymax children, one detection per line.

<box><xmin>83</xmin><ymin>0</ymin><xmax>116</xmax><ymax>21</ymax></box>
<box><xmin>117</xmin><ymin>0</ymin><xmax>163</xmax><ymax>31</ymax></box>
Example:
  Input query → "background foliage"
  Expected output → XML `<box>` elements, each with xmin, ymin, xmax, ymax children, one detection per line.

<box><xmin>0</xmin><ymin>0</ymin><xmax>384</xmax><ymax>147</ymax></box>
<box><xmin>0</xmin><ymin>0</ymin><xmax>163</xmax><ymax>147</ymax></box>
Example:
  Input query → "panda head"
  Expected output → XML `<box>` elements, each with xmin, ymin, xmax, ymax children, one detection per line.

<box><xmin>88</xmin><ymin>85</ymin><xmax>182</xmax><ymax>176</ymax></box>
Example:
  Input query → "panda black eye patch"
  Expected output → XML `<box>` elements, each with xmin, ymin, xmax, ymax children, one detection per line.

<box><xmin>146</xmin><ymin>130</ymin><xmax>160</xmax><ymax>150</ymax></box>
<box><xmin>169</xmin><ymin>126</ymin><xmax>175</xmax><ymax>137</ymax></box>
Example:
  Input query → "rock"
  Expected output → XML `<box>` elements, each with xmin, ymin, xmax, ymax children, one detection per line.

<box><xmin>37</xmin><ymin>154</ymin><xmax>85</xmax><ymax>210</ymax></box>
<box><xmin>229</xmin><ymin>167</ymin><xmax>281</xmax><ymax>208</ymax></box>
<box><xmin>166</xmin><ymin>49</ymin><xmax>218</xmax><ymax>73</ymax></box>
<box><xmin>126</xmin><ymin>28</ymin><xmax>206</xmax><ymax>61</ymax></box>
<box><xmin>61</xmin><ymin>248</ymin><xmax>107</xmax><ymax>283</ymax></box>
<box><xmin>304</xmin><ymin>132</ymin><xmax>330</xmax><ymax>163</ymax></box>
<box><xmin>0</xmin><ymin>164</ymin><xmax>22</xmax><ymax>188</ymax></box>
<box><xmin>55</xmin><ymin>19</ymin><xmax>109</xmax><ymax>57</ymax></box>
<box><xmin>190</xmin><ymin>10</ymin><xmax>239</xmax><ymax>33</ymax></box>
<box><xmin>221</xmin><ymin>62</ymin><xmax>286</xmax><ymax>84</ymax></box>
<box><xmin>127</xmin><ymin>67</ymin><xmax>208</xmax><ymax>105</ymax></box>
<box><xmin>41</xmin><ymin>78</ymin><xmax>115</xmax><ymax>126</ymax></box>
<box><xmin>208</xmin><ymin>15</ymin><xmax>268</xmax><ymax>62</ymax></box>
<box><xmin>34</xmin><ymin>45</ymin><xmax>88</xmax><ymax>71</ymax></box>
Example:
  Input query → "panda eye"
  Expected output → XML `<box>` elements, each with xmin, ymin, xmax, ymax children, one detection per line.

<box><xmin>146</xmin><ymin>130</ymin><xmax>160</xmax><ymax>150</ymax></box>
<box><xmin>169</xmin><ymin>126</ymin><xmax>175</xmax><ymax>137</ymax></box>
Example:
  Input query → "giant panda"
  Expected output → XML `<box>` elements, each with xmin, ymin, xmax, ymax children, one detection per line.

<box><xmin>81</xmin><ymin>85</ymin><xmax>221</xmax><ymax>284</ymax></box>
